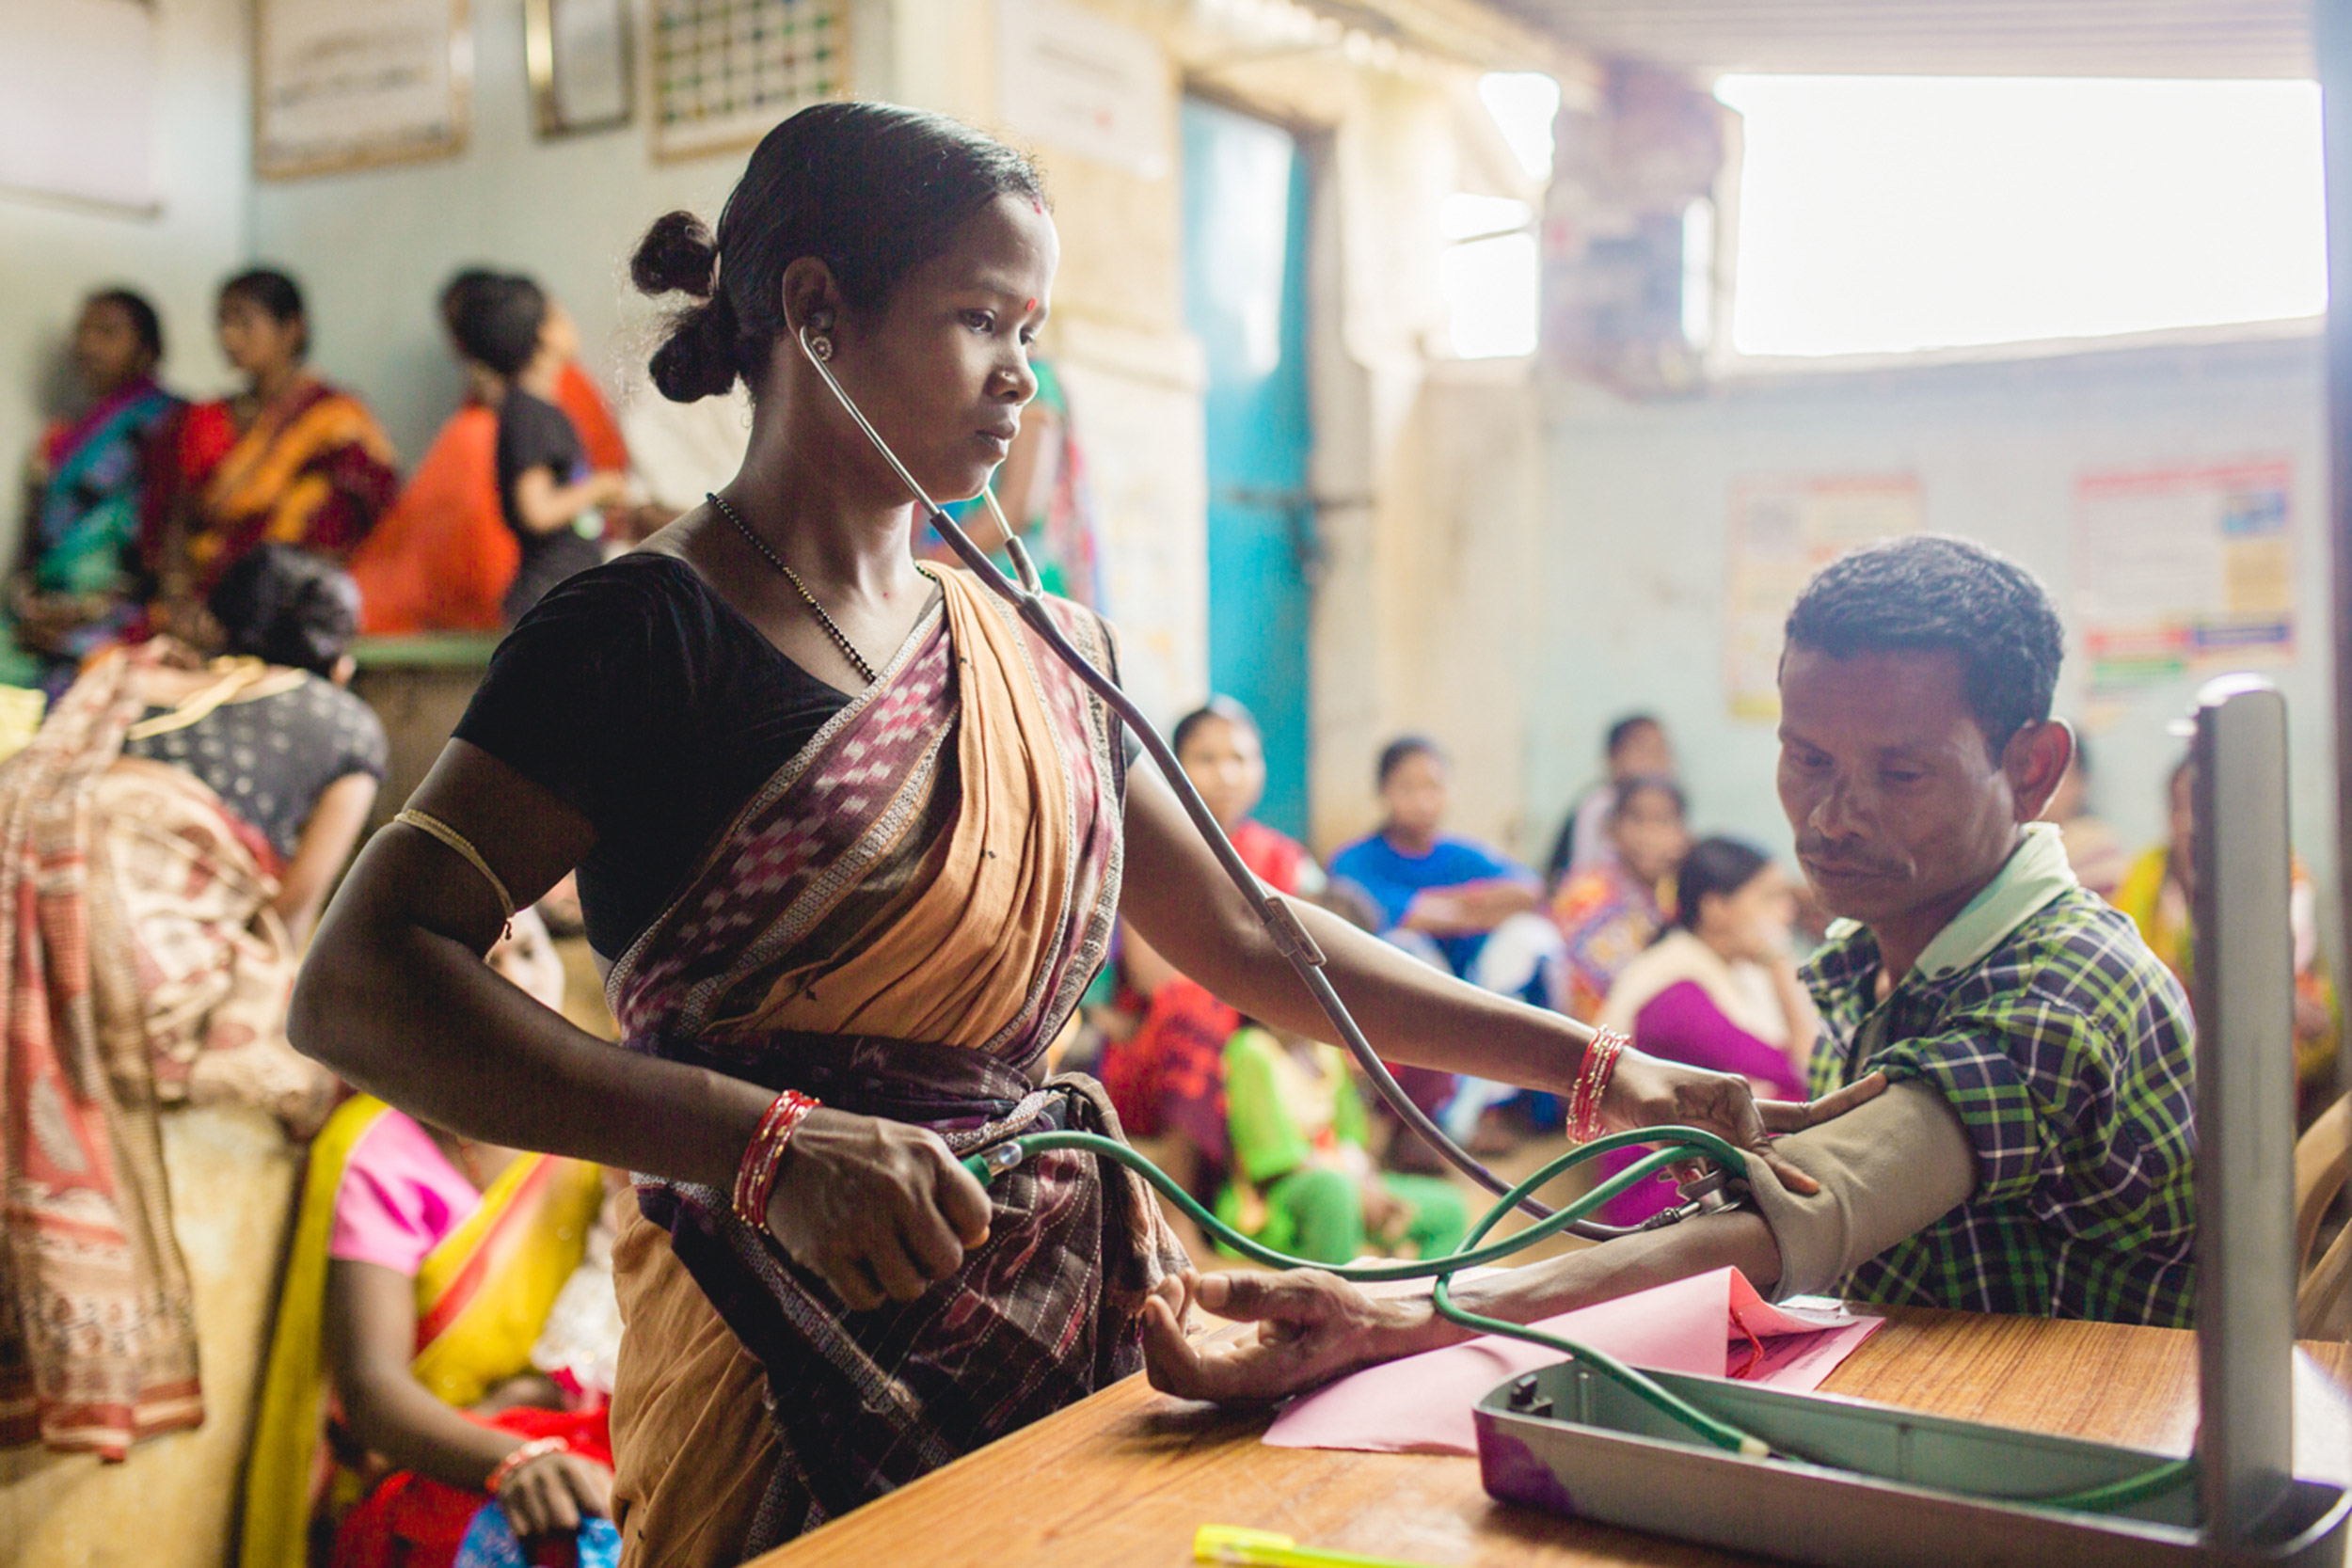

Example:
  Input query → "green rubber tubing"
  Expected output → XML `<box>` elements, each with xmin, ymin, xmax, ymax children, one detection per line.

<box><xmin>961</xmin><ymin>1126</ymin><xmax>2195</xmax><ymax>1516</ymax></box>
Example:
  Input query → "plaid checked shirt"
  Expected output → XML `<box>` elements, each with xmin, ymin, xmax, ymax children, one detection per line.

<box><xmin>1803</xmin><ymin>853</ymin><xmax>2198</xmax><ymax>1326</ymax></box>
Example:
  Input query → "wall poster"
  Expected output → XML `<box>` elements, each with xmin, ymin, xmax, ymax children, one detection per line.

<box><xmin>1724</xmin><ymin>474</ymin><xmax>1923</xmax><ymax>721</ymax></box>
<box><xmin>2074</xmin><ymin>459</ymin><xmax>2296</xmax><ymax>703</ymax></box>
<box><xmin>650</xmin><ymin>0</ymin><xmax>847</xmax><ymax>163</ymax></box>
<box><xmin>256</xmin><ymin>0</ymin><xmax>470</xmax><ymax>179</ymax></box>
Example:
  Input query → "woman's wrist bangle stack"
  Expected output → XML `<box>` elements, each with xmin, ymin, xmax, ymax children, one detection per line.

<box><xmin>1566</xmin><ymin>1027</ymin><xmax>1630</xmax><ymax>1145</ymax></box>
<box><xmin>733</xmin><ymin>1089</ymin><xmax>820</xmax><ymax>1227</ymax></box>
<box><xmin>485</xmin><ymin>1435</ymin><xmax>568</xmax><ymax>1495</ymax></box>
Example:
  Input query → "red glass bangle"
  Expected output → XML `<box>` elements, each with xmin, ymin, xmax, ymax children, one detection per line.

<box><xmin>732</xmin><ymin>1089</ymin><xmax>820</xmax><ymax>1228</ymax></box>
<box><xmin>1568</xmin><ymin>1027</ymin><xmax>1629</xmax><ymax>1145</ymax></box>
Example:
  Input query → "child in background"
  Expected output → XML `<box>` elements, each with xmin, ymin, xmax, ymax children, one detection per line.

<box><xmin>1218</xmin><ymin>1021</ymin><xmax>1468</xmax><ymax>1267</ymax></box>
<box><xmin>243</xmin><ymin>906</ymin><xmax>621</xmax><ymax>1568</ymax></box>
<box><xmin>445</xmin><ymin>276</ymin><xmax>627</xmax><ymax>623</ymax></box>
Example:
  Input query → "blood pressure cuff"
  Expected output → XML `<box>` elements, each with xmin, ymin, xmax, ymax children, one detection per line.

<box><xmin>1740</xmin><ymin>1079</ymin><xmax>1979</xmax><ymax>1301</ymax></box>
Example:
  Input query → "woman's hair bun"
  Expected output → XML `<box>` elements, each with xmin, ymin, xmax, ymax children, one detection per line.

<box><xmin>630</xmin><ymin>210</ymin><xmax>720</xmax><ymax>299</ymax></box>
<box><xmin>648</xmin><ymin>296</ymin><xmax>740</xmax><ymax>404</ymax></box>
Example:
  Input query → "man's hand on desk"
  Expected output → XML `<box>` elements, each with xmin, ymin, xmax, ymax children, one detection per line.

<box><xmin>1140</xmin><ymin>1270</ymin><xmax>1456</xmax><ymax>1403</ymax></box>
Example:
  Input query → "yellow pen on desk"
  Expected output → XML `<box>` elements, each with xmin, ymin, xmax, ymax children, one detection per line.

<box><xmin>1194</xmin><ymin>1524</ymin><xmax>1443</xmax><ymax>1568</ymax></box>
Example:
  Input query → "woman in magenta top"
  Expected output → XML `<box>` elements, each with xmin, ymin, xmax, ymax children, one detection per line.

<box><xmin>1591</xmin><ymin>837</ymin><xmax>1818</xmax><ymax>1226</ymax></box>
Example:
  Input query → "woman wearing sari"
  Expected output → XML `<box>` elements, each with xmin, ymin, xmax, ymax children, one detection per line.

<box><xmin>244</xmin><ymin>909</ymin><xmax>617</xmax><ymax>1568</ymax></box>
<box><xmin>3</xmin><ymin>289</ymin><xmax>182</xmax><ymax>694</ymax></box>
<box><xmin>163</xmin><ymin>268</ymin><xmax>397</xmax><ymax>603</ymax></box>
<box><xmin>292</xmin><ymin>103</ymin><xmax>1864</xmax><ymax>1567</ymax></box>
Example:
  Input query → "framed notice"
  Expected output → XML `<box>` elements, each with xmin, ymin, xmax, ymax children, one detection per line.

<box><xmin>1724</xmin><ymin>474</ymin><xmax>1923</xmax><ymax>720</ymax></box>
<box><xmin>256</xmin><ymin>0</ymin><xmax>470</xmax><ymax>179</ymax></box>
<box><xmin>650</xmin><ymin>0</ymin><xmax>848</xmax><ymax>164</ymax></box>
<box><xmin>526</xmin><ymin>0</ymin><xmax>633</xmax><ymax>137</ymax></box>
<box><xmin>996</xmin><ymin>0</ymin><xmax>1169</xmax><ymax>178</ymax></box>
<box><xmin>2074</xmin><ymin>459</ymin><xmax>2296</xmax><ymax>701</ymax></box>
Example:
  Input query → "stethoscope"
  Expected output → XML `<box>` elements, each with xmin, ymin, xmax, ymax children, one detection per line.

<box><xmin>793</xmin><ymin>323</ymin><xmax>1682</xmax><ymax>1242</ymax></box>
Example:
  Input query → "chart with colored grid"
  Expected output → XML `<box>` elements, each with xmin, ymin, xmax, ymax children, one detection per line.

<box><xmin>651</xmin><ymin>0</ymin><xmax>846</xmax><ymax>161</ymax></box>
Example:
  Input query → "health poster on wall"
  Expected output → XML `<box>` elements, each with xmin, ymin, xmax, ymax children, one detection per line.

<box><xmin>1724</xmin><ymin>474</ymin><xmax>1923</xmax><ymax>720</ymax></box>
<box><xmin>2074</xmin><ymin>459</ymin><xmax>2295</xmax><ymax>702</ymax></box>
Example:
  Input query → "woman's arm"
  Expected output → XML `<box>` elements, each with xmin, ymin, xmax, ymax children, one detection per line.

<box><xmin>325</xmin><ymin>1259</ymin><xmax>612</xmax><ymax>1533</ymax></box>
<box><xmin>273</xmin><ymin>771</ymin><xmax>379</xmax><ymax>942</ymax></box>
<box><xmin>511</xmin><ymin>468</ymin><xmax>628</xmax><ymax>535</ymax></box>
<box><xmin>292</xmin><ymin>740</ymin><xmax>993</xmax><ymax>1310</ymax></box>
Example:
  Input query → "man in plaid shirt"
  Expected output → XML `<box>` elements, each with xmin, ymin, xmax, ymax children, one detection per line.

<box><xmin>1139</xmin><ymin>535</ymin><xmax>2198</xmax><ymax>1405</ymax></box>
<box><xmin>1785</xmin><ymin>540</ymin><xmax>2195</xmax><ymax>1325</ymax></box>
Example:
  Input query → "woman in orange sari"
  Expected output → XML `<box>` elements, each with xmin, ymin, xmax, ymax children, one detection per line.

<box><xmin>163</xmin><ymin>269</ymin><xmax>397</xmax><ymax>602</ymax></box>
<box><xmin>292</xmin><ymin>104</ymin><xmax>1850</xmax><ymax>1567</ymax></box>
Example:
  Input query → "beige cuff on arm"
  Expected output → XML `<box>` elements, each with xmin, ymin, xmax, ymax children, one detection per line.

<box><xmin>1742</xmin><ymin>1078</ymin><xmax>1979</xmax><ymax>1300</ymax></box>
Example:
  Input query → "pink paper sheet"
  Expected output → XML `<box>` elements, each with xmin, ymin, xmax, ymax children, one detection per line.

<box><xmin>1263</xmin><ymin>1266</ymin><xmax>1883</xmax><ymax>1455</ymax></box>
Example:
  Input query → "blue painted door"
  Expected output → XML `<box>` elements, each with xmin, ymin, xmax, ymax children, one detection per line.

<box><xmin>1183</xmin><ymin>96</ymin><xmax>1314</xmax><ymax>840</ymax></box>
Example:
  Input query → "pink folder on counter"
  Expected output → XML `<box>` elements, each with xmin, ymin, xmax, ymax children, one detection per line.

<box><xmin>1262</xmin><ymin>1266</ymin><xmax>1883</xmax><ymax>1456</ymax></box>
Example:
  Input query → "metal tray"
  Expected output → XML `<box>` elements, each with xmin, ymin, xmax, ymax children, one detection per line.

<box><xmin>1474</xmin><ymin>1361</ymin><xmax>2349</xmax><ymax>1567</ymax></box>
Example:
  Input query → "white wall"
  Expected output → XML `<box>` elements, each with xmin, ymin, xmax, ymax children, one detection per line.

<box><xmin>0</xmin><ymin>0</ymin><xmax>250</xmax><ymax>568</ymax></box>
<box><xmin>1523</xmin><ymin>332</ymin><xmax>2334</xmax><ymax>905</ymax></box>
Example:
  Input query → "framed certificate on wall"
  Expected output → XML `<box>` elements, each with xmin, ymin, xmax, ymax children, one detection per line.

<box><xmin>256</xmin><ymin>0</ymin><xmax>471</xmax><ymax>179</ymax></box>
<box><xmin>526</xmin><ymin>0</ymin><xmax>633</xmax><ymax>137</ymax></box>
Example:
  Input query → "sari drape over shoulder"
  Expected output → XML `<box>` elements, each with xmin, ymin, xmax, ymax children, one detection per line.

<box><xmin>173</xmin><ymin>377</ymin><xmax>398</xmax><ymax>591</ymax></box>
<box><xmin>0</xmin><ymin>648</ymin><xmax>332</xmax><ymax>1457</ymax></box>
<box><xmin>604</xmin><ymin>567</ymin><xmax>1185</xmax><ymax>1563</ymax></box>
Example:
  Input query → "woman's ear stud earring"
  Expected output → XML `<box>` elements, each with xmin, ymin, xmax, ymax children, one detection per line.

<box><xmin>809</xmin><ymin>334</ymin><xmax>834</xmax><ymax>362</ymax></box>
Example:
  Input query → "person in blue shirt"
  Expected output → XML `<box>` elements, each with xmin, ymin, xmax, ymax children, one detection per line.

<box><xmin>1328</xmin><ymin>736</ymin><xmax>1543</xmax><ymax>978</ymax></box>
<box><xmin>1327</xmin><ymin>736</ymin><xmax>1549</xmax><ymax>1145</ymax></box>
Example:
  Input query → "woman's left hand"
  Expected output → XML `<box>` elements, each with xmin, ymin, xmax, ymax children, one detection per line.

<box><xmin>1602</xmin><ymin>1050</ymin><xmax>1886</xmax><ymax>1197</ymax></box>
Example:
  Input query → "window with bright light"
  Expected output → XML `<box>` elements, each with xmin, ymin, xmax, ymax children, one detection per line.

<box><xmin>1713</xmin><ymin>76</ymin><xmax>2326</xmax><ymax>359</ymax></box>
<box><xmin>1444</xmin><ymin>72</ymin><xmax>1558</xmax><ymax>359</ymax></box>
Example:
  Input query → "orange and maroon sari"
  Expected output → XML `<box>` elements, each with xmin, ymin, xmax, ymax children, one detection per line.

<box><xmin>604</xmin><ymin>567</ymin><xmax>1186</xmax><ymax>1563</ymax></box>
<box><xmin>171</xmin><ymin>376</ymin><xmax>398</xmax><ymax>592</ymax></box>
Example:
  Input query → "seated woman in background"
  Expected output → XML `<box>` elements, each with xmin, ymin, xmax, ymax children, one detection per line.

<box><xmin>162</xmin><ymin>268</ymin><xmax>397</xmax><ymax>605</ymax></box>
<box><xmin>446</xmin><ymin>275</ymin><xmax>628</xmax><ymax>623</ymax></box>
<box><xmin>354</xmin><ymin>273</ymin><xmax>637</xmax><ymax>635</ymax></box>
<box><xmin>1588</xmin><ymin>837</ymin><xmax>1815</xmax><ymax>1226</ymax></box>
<box><xmin>1104</xmin><ymin>698</ymin><xmax>1322</xmax><ymax>1193</ymax></box>
<box><xmin>4</xmin><ymin>288</ymin><xmax>183</xmax><ymax>696</ymax></box>
<box><xmin>244</xmin><ymin>906</ymin><xmax>621</xmax><ymax>1568</ymax></box>
<box><xmin>122</xmin><ymin>544</ymin><xmax>387</xmax><ymax>942</ymax></box>
<box><xmin>2116</xmin><ymin>754</ymin><xmax>2338</xmax><ymax>1122</ymax></box>
<box><xmin>1219</xmin><ymin>1021</ymin><xmax>1467</xmax><ymax>1267</ymax></box>
<box><xmin>1550</xmin><ymin>775</ymin><xmax>1690</xmax><ymax>1022</ymax></box>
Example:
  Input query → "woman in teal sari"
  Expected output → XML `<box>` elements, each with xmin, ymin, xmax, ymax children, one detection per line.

<box><xmin>5</xmin><ymin>290</ymin><xmax>182</xmax><ymax>695</ymax></box>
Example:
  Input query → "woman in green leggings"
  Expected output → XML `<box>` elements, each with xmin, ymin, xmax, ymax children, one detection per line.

<box><xmin>1216</xmin><ymin>1024</ymin><xmax>1468</xmax><ymax>1264</ymax></box>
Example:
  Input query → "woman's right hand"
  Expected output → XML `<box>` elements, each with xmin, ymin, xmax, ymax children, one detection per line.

<box><xmin>1602</xmin><ymin>1049</ymin><xmax>1885</xmax><ymax>1199</ymax></box>
<box><xmin>497</xmin><ymin>1448</ymin><xmax>612</xmax><ymax>1537</ymax></box>
<box><xmin>763</xmin><ymin>1108</ymin><xmax>995</xmax><ymax>1310</ymax></box>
